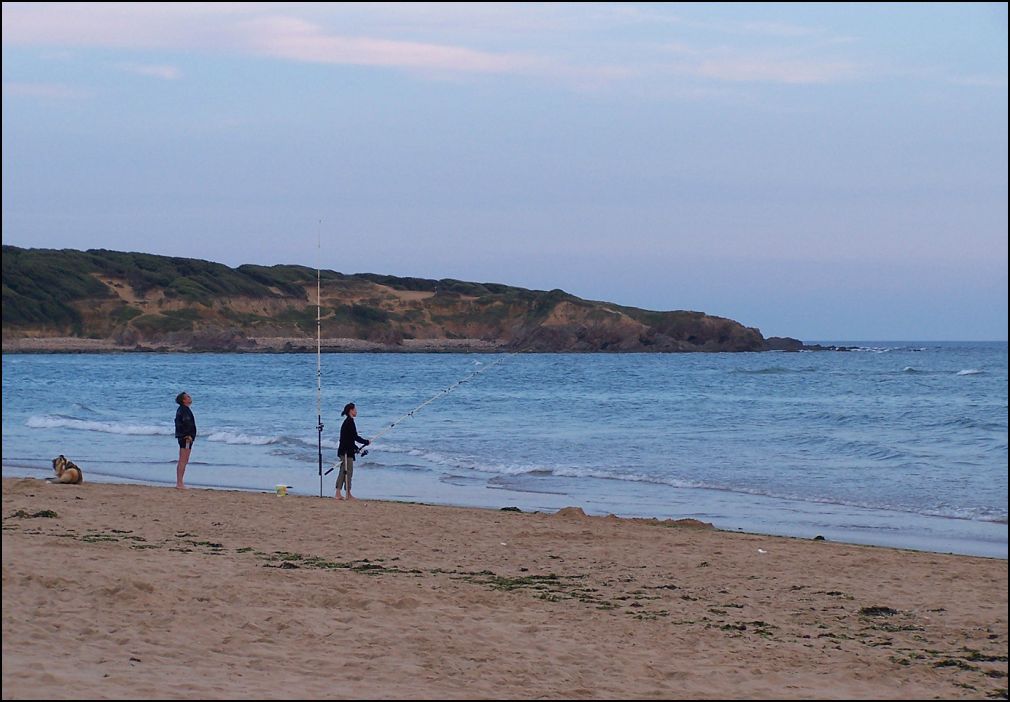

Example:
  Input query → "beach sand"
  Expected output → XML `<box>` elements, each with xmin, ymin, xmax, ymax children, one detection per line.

<box><xmin>2</xmin><ymin>478</ymin><xmax>1007</xmax><ymax>700</ymax></box>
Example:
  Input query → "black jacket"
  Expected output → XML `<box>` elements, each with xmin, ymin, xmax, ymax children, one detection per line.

<box><xmin>338</xmin><ymin>416</ymin><xmax>368</xmax><ymax>457</ymax></box>
<box><xmin>175</xmin><ymin>405</ymin><xmax>197</xmax><ymax>440</ymax></box>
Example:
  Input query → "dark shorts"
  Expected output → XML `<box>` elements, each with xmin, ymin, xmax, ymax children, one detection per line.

<box><xmin>177</xmin><ymin>437</ymin><xmax>194</xmax><ymax>449</ymax></box>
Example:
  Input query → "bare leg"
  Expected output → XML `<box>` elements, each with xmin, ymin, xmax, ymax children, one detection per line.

<box><xmin>176</xmin><ymin>445</ymin><xmax>191</xmax><ymax>489</ymax></box>
<box><xmin>335</xmin><ymin>465</ymin><xmax>346</xmax><ymax>499</ymax></box>
<box><xmin>335</xmin><ymin>456</ymin><xmax>352</xmax><ymax>500</ymax></box>
<box><xmin>344</xmin><ymin>458</ymin><xmax>354</xmax><ymax>499</ymax></box>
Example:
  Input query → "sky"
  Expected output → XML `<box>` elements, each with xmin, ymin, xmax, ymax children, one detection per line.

<box><xmin>2</xmin><ymin>2</ymin><xmax>1007</xmax><ymax>341</ymax></box>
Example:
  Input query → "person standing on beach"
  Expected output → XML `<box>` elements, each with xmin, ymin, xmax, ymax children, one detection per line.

<box><xmin>174</xmin><ymin>392</ymin><xmax>196</xmax><ymax>489</ymax></box>
<box><xmin>336</xmin><ymin>402</ymin><xmax>369</xmax><ymax>500</ymax></box>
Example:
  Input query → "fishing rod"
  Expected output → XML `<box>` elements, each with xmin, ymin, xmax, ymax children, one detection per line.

<box><xmin>321</xmin><ymin>325</ymin><xmax>539</xmax><ymax>475</ymax></box>
<box><xmin>313</xmin><ymin>351</ymin><xmax>513</xmax><ymax>478</ymax></box>
<box><xmin>351</xmin><ymin>325</ymin><xmax>550</xmax><ymax>460</ymax></box>
<box><xmin>316</xmin><ymin>220</ymin><xmax>325</xmax><ymax>497</ymax></box>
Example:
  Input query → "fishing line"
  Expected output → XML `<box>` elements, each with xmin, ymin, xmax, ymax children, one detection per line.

<box><xmin>320</xmin><ymin>312</ymin><xmax>540</xmax><ymax>476</ymax></box>
<box><xmin>360</xmin><ymin>352</ymin><xmax>514</xmax><ymax>456</ymax></box>
<box><xmin>322</xmin><ymin>349</ymin><xmax>521</xmax><ymax>478</ymax></box>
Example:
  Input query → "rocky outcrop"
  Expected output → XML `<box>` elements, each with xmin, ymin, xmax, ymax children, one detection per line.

<box><xmin>761</xmin><ymin>336</ymin><xmax>805</xmax><ymax>352</ymax></box>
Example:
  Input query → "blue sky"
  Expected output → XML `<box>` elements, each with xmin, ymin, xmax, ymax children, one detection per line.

<box><xmin>2</xmin><ymin>2</ymin><xmax>1007</xmax><ymax>341</ymax></box>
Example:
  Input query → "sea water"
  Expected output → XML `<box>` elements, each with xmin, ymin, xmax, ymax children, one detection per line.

<box><xmin>2</xmin><ymin>343</ymin><xmax>1006</xmax><ymax>558</ymax></box>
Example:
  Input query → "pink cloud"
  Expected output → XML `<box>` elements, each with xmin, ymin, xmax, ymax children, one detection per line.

<box><xmin>235</xmin><ymin>16</ymin><xmax>540</xmax><ymax>74</ymax></box>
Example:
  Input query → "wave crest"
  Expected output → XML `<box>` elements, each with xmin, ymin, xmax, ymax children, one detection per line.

<box><xmin>26</xmin><ymin>416</ymin><xmax>170</xmax><ymax>436</ymax></box>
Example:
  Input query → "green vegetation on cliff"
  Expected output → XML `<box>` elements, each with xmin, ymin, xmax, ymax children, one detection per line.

<box><xmin>2</xmin><ymin>245</ymin><xmax>782</xmax><ymax>352</ymax></box>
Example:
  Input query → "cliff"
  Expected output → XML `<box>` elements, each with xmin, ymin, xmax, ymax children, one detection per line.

<box><xmin>1</xmin><ymin>246</ymin><xmax>800</xmax><ymax>353</ymax></box>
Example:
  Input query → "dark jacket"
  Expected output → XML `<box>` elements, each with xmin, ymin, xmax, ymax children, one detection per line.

<box><xmin>338</xmin><ymin>416</ymin><xmax>368</xmax><ymax>457</ymax></box>
<box><xmin>175</xmin><ymin>405</ymin><xmax>197</xmax><ymax>440</ymax></box>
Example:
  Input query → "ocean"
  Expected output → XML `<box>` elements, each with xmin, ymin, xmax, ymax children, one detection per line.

<box><xmin>2</xmin><ymin>343</ymin><xmax>1007</xmax><ymax>558</ymax></box>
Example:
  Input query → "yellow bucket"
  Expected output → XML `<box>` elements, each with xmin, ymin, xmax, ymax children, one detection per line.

<box><xmin>275</xmin><ymin>484</ymin><xmax>288</xmax><ymax>496</ymax></box>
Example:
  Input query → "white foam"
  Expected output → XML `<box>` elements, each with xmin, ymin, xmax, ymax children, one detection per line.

<box><xmin>26</xmin><ymin>416</ymin><xmax>282</xmax><ymax>447</ymax></box>
<box><xmin>26</xmin><ymin>415</ymin><xmax>170</xmax><ymax>436</ymax></box>
<box><xmin>203</xmin><ymin>431</ymin><xmax>280</xmax><ymax>446</ymax></box>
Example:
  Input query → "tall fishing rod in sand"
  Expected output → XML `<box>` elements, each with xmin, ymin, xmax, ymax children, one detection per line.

<box><xmin>315</xmin><ymin>221</ymin><xmax>325</xmax><ymax>498</ymax></box>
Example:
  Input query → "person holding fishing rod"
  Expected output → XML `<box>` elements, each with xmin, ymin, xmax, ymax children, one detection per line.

<box><xmin>327</xmin><ymin>355</ymin><xmax>512</xmax><ymax>499</ymax></box>
<box><xmin>335</xmin><ymin>402</ymin><xmax>370</xmax><ymax>500</ymax></box>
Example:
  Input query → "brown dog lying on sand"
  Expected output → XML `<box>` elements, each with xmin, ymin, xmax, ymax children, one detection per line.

<box><xmin>51</xmin><ymin>455</ymin><xmax>84</xmax><ymax>484</ymax></box>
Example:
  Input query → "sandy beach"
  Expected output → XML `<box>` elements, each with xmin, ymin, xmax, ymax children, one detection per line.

<box><xmin>2</xmin><ymin>478</ymin><xmax>1007</xmax><ymax>700</ymax></box>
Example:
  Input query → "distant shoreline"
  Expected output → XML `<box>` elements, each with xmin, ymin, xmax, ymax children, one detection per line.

<box><xmin>1</xmin><ymin>336</ymin><xmax>507</xmax><ymax>354</ymax></box>
<box><xmin>1</xmin><ymin>336</ymin><xmax>847</xmax><ymax>354</ymax></box>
